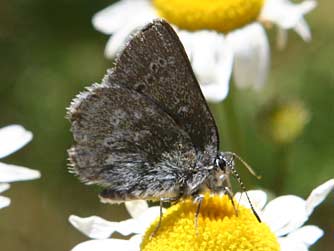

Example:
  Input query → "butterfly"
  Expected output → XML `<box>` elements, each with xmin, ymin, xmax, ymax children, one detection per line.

<box><xmin>67</xmin><ymin>19</ymin><xmax>260</xmax><ymax>228</ymax></box>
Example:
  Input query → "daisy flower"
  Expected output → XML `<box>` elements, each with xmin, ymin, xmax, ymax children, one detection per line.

<box><xmin>69</xmin><ymin>179</ymin><xmax>333</xmax><ymax>251</ymax></box>
<box><xmin>92</xmin><ymin>0</ymin><xmax>317</xmax><ymax>102</ymax></box>
<box><xmin>0</xmin><ymin>124</ymin><xmax>41</xmax><ymax>209</ymax></box>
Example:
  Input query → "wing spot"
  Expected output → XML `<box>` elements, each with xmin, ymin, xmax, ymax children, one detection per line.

<box><xmin>134</xmin><ymin>82</ymin><xmax>145</xmax><ymax>92</ymax></box>
<box><xmin>149</xmin><ymin>62</ymin><xmax>159</xmax><ymax>73</ymax></box>
<box><xmin>158</xmin><ymin>58</ymin><xmax>167</xmax><ymax>67</ymax></box>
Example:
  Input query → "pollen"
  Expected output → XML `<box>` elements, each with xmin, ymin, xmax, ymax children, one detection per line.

<box><xmin>141</xmin><ymin>194</ymin><xmax>279</xmax><ymax>251</ymax></box>
<box><xmin>153</xmin><ymin>0</ymin><xmax>264</xmax><ymax>33</ymax></box>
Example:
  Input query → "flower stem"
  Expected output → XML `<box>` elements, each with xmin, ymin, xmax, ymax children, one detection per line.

<box><xmin>273</xmin><ymin>144</ymin><xmax>290</xmax><ymax>194</ymax></box>
<box><xmin>222</xmin><ymin>85</ymin><xmax>243</xmax><ymax>153</ymax></box>
<box><xmin>210</xmin><ymin>85</ymin><xmax>243</xmax><ymax>154</ymax></box>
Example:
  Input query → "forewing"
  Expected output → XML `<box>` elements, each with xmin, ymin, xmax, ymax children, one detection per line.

<box><xmin>109</xmin><ymin>19</ymin><xmax>219</xmax><ymax>162</ymax></box>
<box><xmin>67</xmin><ymin>81</ymin><xmax>196</xmax><ymax>199</ymax></box>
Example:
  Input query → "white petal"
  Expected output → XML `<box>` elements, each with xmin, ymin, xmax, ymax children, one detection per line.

<box><xmin>69</xmin><ymin>215</ymin><xmax>119</xmax><ymax>239</ymax></box>
<box><xmin>125</xmin><ymin>200</ymin><xmax>149</xmax><ymax>219</ymax></box>
<box><xmin>0</xmin><ymin>195</ymin><xmax>10</xmax><ymax>209</ymax></box>
<box><xmin>0</xmin><ymin>183</ymin><xmax>10</xmax><ymax>193</ymax></box>
<box><xmin>70</xmin><ymin>206</ymin><xmax>160</xmax><ymax>239</ymax></box>
<box><xmin>261</xmin><ymin>0</ymin><xmax>317</xmax><ymax>29</ymax></box>
<box><xmin>116</xmin><ymin>206</ymin><xmax>162</xmax><ymax>235</ymax></box>
<box><xmin>92</xmin><ymin>0</ymin><xmax>157</xmax><ymax>58</ymax></box>
<box><xmin>71</xmin><ymin>238</ymin><xmax>140</xmax><ymax>251</ymax></box>
<box><xmin>199</xmin><ymin>54</ymin><xmax>232</xmax><ymax>102</ymax></box>
<box><xmin>104</xmin><ymin>24</ymin><xmax>138</xmax><ymax>58</ymax></box>
<box><xmin>104</xmin><ymin>20</ymin><xmax>147</xmax><ymax>58</ymax></box>
<box><xmin>262</xmin><ymin>195</ymin><xmax>308</xmax><ymax>236</ymax></box>
<box><xmin>278</xmin><ymin>236</ymin><xmax>308</xmax><ymax>251</ymax></box>
<box><xmin>178</xmin><ymin>31</ymin><xmax>225</xmax><ymax>83</ymax></box>
<box><xmin>104</xmin><ymin>12</ymin><xmax>159</xmax><ymax>58</ymax></box>
<box><xmin>234</xmin><ymin>190</ymin><xmax>267</xmax><ymax>211</ymax></box>
<box><xmin>0</xmin><ymin>125</ymin><xmax>33</xmax><ymax>159</ymax></box>
<box><xmin>199</xmin><ymin>82</ymin><xmax>230</xmax><ymax>102</ymax></box>
<box><xmin>305</xmin><ymin>179</ymin><xmax>334</xmax><ymax>216</ymax></box>
<box><xmin>0</xmin><ymin>162</ymin><xmax>41</xmax><ymax>183</ymax></box>
<box><xmin>227</xmin><ymin>23</ymin><xmax>270</xmax><ymax>90</ymax></box>
<box><xmin>178</xmin><ymin>30</ymin><xmax>233</xmax><ymax>102</ymax></box>
<box><xmin>129</xmin><ymin>234</ymin><xmax>143</xmax><ymax>246</ymax></box>
<box><xmin>294</xmin><ymin>18</ymin><xmax>312</xmax><ymax>42</ymax></box>
<box><xmin>277</xmin><ymin>17</ymin><xmax>312</xmax><ymax>49</ymax></box>
<box><xmin>288</xmin><ymin>225</ymin><xmax>323</xmax><ymax>247</ymax></box>
<box><xmin>132</xmin><ymin>206</ymin><xmax>162</xmax><ymax>228</ymax></box>
<box><xmin>278</xmin><ymin>225</ymin><xmax>323</xmax><ymax>251</ymax></box>
<box><xmin>92</xmin><ymin>0</ymin><xmax>156</xmax><ymax>34</ymax></box>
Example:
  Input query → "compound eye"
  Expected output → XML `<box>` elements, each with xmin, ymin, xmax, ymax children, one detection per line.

<box><xmin>219</xmin><ymin>157</ymin><xmax>226</xmax><ymax>169</ymax></box>
<box><xmin>215</xmin><ymin>156</ymin><xmax>226</xmax><ymax>170</ymax></box>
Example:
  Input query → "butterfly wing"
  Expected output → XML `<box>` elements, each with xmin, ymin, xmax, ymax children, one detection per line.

<box><xmin>68</xmin><ymin>81</ymin><xmax>197</xmax><ymax>201</ymax></box>
<box><xmin>109</xmin><ymin>19</ymin><xmax>219</xmax><ymax>164</ymax></box>
<box><xmin>67</xmin><ymin>20</ymin><xmax>219</xmax><ymax>201</ymax></box>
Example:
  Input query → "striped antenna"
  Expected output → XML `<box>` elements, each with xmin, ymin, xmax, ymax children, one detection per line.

<box><xmin>230</xmin><ymin>164</ymin><xmax>261</xmax><ymax>222</ymax></box>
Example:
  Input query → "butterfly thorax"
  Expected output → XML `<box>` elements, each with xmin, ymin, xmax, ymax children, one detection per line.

<box><xmin>182</xmin><ymin>151</ymin><xmax>233</xmax><ymax>197</ymax></box>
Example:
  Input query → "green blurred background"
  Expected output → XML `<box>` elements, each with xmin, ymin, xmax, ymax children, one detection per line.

<box><xmin>0</xmin><ymin>0</ymin><xmax>333</xmax><ymax>250</ymax></box>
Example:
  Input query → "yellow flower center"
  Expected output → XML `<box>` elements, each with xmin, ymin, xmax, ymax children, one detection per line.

<box><xmin>153</xmin><ymin>0</ymin><xmax>264</xmax><ymax>33</ymax></box>
<box><xmin>141</xmin><ymin>194</ymin><xmax>279</xmax><ymax>251</ymax></box>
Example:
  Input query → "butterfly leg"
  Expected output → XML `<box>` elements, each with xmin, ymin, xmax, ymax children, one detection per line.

<box><xmin>193</xmin><ymin>193</ymin><xmax>204</xmax><ymax>235</ymax></box>
<box><xmin>224</xmin><ymin>186</ymin><xmax>238</xmax><ymax>216</ymax></box>
<box><xmin>217</xmin><ymin>174</ymin><xmax>238</xmax><ymax>217</ymax></box>
<box><xmin>150</xmin><ymin>197</ymin><xmax>179</xmax><ymax>239</ymax></box>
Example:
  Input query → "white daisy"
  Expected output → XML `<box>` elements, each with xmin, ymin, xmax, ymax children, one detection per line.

<box><xmin>0</xmin><ymin>124</ymin><xmax>41</xmax><ymax>209</ymax></box>
<box><xmin>235</xmin><ymin>178</ymin><xmax>334</xmax><ymax>251</ymax></box>
<box><xmin>69</xmin><ymin>179</ymin><xmax>333</xmax><ymax>251</ymax></box>
<box><xmin>92</xmin><ymin>0</ymin><xmax>317</xmax><ymax>102</ymax></box>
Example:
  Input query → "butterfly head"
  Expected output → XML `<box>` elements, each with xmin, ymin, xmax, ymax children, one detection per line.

<box><xmin>215</xmin><ymin>152</ymin><xmax>234</xmax><ymax>174</ymax></box>
<box><xmin>211</xmin><ymin>152</ymin><xmax>262</xmax><ymax>222</ymax></box>
<box><xmin>204</xmin><ymin>152</ymin><xmax>234</xmax><ymax>194</ymax></box>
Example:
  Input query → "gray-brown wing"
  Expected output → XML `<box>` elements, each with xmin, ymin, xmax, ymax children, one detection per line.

<box><xmin>109</xmin><ymin>19</ymin><xmax>219</xmax><ymax>164</ymax></box>
<box><xmin>67</xmin><ymin>81</ymin><xmax>197</xmax><ymax>200</ymax></box>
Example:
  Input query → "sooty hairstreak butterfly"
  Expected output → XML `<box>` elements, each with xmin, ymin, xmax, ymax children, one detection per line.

<box><xmin>67</xmin><ymin>19</ymin><xmax>260</xmax><ymax>231</ymax></box>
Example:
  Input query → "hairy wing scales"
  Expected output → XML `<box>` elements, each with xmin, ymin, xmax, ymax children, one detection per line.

<box><xmin>68</xmin><ymin>81</ymin><xmax>196</xmax><ymax>199</ymax></box>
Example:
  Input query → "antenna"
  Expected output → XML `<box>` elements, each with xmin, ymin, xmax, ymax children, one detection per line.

<box><xmin>224</xmin><ymin>152</ymin><xmax>261</xmax><ymax>179</ymax></box>
<box><xmin>230</xmin><ymin>165</ymin><xmax>261</xmax><ymax>223</ymax></box>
